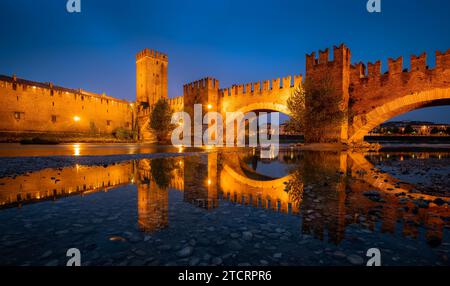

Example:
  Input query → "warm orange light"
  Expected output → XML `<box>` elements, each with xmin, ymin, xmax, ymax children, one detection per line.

<box><xmin>73</xmin><ymin>116</ymin><xmax>81</xmax><ymax>122</ymax></box>
<box><xmin>207</xmin><ymin>104</ymin><xmax>212</xmax><ymax>110</ymax></box>
<box><xmin>207</xmin><ymin>179</ymin><xmax>211</xmax><ymax>185</ymax></box>
<box><xmin>73</xmin><ymin>144</ymin><xmax>81</xmax><ymax>156</ymax></box>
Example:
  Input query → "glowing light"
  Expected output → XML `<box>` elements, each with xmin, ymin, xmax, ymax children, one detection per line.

<box><xmin>207</xmin><ymin>179</ymin><xmax>211</xmax><ymax>185</ymax></box>
<box><xmin>73</xmin><ymin>116</ymin><xmax>81</xmax><ymax>122</ymax></box>
<box><xmin>73</xmin><ymin>144</ymin><xmax>81</xmax><ymax>156</ymax></box>
<box><xmin>207</xmin><ymin>104</ymin><xmax>212</xmax><ymax>110</ymax></box>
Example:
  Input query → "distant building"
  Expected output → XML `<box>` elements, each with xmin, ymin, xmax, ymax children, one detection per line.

<box><xmin>370</xmin><ymin>120</ymin><xmax>450</xmax><ymax>135</ymax></box>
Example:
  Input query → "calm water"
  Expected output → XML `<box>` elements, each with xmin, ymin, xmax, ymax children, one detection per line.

<box><xmin>0</xmin><ymin>143</ymin><xmax>206</xmax><ymax>157</ymax></box>
<box><xmin>0</xmin><ymin>148</ymin><xmax>449</xmax><ymax>266</ymax></box>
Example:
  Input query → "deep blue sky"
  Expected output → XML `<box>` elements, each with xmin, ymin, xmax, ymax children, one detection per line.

<box><xmin>0</xmin><ymin>0</ymin><xmax>449</xmax><ymax>123</ymax></box>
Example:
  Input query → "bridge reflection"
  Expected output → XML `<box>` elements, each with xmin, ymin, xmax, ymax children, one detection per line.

<box><xmin>0</xmin><ymin>150</ymin><xmax>449</xmax><ymax>246</ymax></box>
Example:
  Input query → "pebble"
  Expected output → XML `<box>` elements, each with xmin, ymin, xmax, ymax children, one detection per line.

<box><xmin>228</xmin><ymin>240</ymin><xmax>243</xmax><ymax>251</ymax></box>
<box><xmin>177</xmin><ymin>246</ymin><xmax>194</xmax><ymax>258</ymax></box>
<box><xmin>45</xmin><ymin>259</ymin><xmax>59</xmax><ymax>266</ymax></box>
<box><xmin>347</xmin><ymin>255</ymin><xmax>364</xmax><ymax>265</ymax></box>
<box><xmin>212</xmin><ymin>257</ymin><xmax>223</xmax><ymax>265</ymax></box>
<box><xmin>273</xmin><ymin>253</ymin><xmax>282</xmax><ymax>259</ymax></box>
<box><xmin>242</xmin><ymin>231</ymin><xmax>253</xmax><ymax>241</ymax></box>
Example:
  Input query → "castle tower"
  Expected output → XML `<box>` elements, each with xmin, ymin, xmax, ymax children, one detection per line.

<box><xmin>305</xmin><ymin>44</ymin><xmax>351</xmax><ymax>143</ymax></box>
<box><xmin>183</xmin><ymin>77</ymin><xmax>220</xmax><ymax>145</ymax></box>
<box><xmin>136</xmin><ymin>48</ymin><xmax>168</xmax><ymax>106</ymax></box>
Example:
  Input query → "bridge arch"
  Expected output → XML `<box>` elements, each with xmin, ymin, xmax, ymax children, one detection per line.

<box><xmin>231</xmin><ymin>102</ymin><xmax>292</xmax><ymax>116</ymax></box>
<box><xmin>349</xmin><ymin>87</ymin><xmax>450</xmax><ymax>143</ymax></box>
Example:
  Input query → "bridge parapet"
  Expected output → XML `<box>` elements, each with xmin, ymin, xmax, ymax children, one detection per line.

<box><xmin>167</xmin><ymin>95</ymin><xmax>184</xmax><ymax>112</ymax></box>
<box><xmin>219</xmin><ymin>74</ymin><xmax>301</xmax><ymax>97</ymax></box>
<box><xmin>349</xmin><ymin>49</ymin><xmax>450</xmax><ymax>118</ymax></box>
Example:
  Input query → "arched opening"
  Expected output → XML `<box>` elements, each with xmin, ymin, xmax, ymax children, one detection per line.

<box><xmin>350</xmin><ymin>88</ymin><xmax>450</xmax><ymax>142</ymax></box>
<box><xmin>230</xmin><ymin>103</ymin><xmax>302</xmax><ymax>146</ymax></box>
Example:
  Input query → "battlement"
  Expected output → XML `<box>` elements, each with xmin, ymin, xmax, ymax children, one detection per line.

<box><xmin>306</xmin><ymin>44</ymin><xmax>351</xmax><ymax>70</ymax></box>
<box><xmin>167</xmin><ymin>96</ymin><xmax>184</xmax><ymax>112</ymax></box>
<box><xmin>0</xmin><ymin>74</ymin><xmax>130</xmax><ymax>106</ymax></box>
<box><xmin>136</xmin><ymin>48</ymin><xmax>168</xmax><ymax>62</ymax></box>
<box><xmin>350</xmin><ymin>49</ymin><xmax>450</xmax><ymax>85</ymax></box>
<box><xmin>219</xmin><ymin>75</ymin><xmax>302</xmax><ymax>97</ymax></box>
<box><xmin>436</xmin><ymin>48</ymin><xmax>450</xmax><ymax>70</ymax></box>
<box><xmin>183</xmin><ymin>77</ymin><xmax>219</xmax><ymax>95</ymax></box>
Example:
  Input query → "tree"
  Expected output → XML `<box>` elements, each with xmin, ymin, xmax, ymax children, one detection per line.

<box><xmin>150</xmin><ymin>158</ymin><xmax>175</xmax><ymax>188</ymax></box>
<box><xmin>404</xmin><ymin>125</ymin><xmax>415</xmax><ymax>135</ymax></box>
<box><xmin>285</xmin><ymin>85</ymin><xmax>306</xmax><ymax>134</ymax></box>
<box><xmin>286</xmin><ymin>74</ymin><xmax>344</xmax><ymax>142</ymax></box>
<box><xmin>430</xmin><ymin>127</ymin><xmax>440</xmax><ymax>135</ymax></box>
<box><xmin>149</xmin><ymin>99</ymin><xmax>174</xmax><ymax>143</ymax></box>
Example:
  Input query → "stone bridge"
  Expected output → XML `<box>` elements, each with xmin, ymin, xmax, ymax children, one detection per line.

<box><xmin>136</xmin><ymin>45</ymin><xmax>450</xmax><ymax>143</ymax></box>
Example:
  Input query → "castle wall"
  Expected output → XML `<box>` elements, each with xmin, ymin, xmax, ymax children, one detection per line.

<box><xmin>0</xmin><ymin>75</ymin><xmax>133</xmax><ymax>140</ymax></box>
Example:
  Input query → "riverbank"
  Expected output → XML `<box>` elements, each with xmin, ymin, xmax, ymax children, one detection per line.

<box><xmin>0</xmin><ymin>131</ymin><xmax>137</xmax><ymax>144</ymax></box>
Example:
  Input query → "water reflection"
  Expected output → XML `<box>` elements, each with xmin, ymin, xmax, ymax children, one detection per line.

<box><xmin>0</xmin><ymin>150</ymin><xmax>449</xmax><ymax>247</ymax></box>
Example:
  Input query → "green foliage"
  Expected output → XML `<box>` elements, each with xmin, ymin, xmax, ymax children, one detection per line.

<box><xmin>285</xmin><ymin>85</ymin><xmax>306</xmax><ymax>134</ymax></box>
<box><xmin>286</xmin><ymin>74</ymin><xmax>344</xmax><ymax>142</ymax></box>
<box><xmin>113</xmin><ymin>127</ymin><xmax>135</xmax><ymax>140</ymax></box>
<box><xmin>404</xmin><ymin>125</ymin><xmax>415</xmax><ymax>134</ymax></box>
<box><xmin>150</xmin><ymin>158</ymin><xmax>176</xmax><ymax>188</ymax></box>
<box><xmin>149</xmin><ymin>99</ymin><xmax>175</xmax><ymax>143</ymax></box>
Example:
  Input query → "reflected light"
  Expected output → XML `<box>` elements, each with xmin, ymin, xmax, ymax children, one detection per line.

<box><xmin>73</xmin><ymin>144</ymin><xmax>81</xmax><ymax>156</ymax></box>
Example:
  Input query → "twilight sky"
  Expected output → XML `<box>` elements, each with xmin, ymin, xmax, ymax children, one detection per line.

<box><xmin>0</xmin><ymin>0</ymin><xmax>449</xmax><ymax>123</ymax></box>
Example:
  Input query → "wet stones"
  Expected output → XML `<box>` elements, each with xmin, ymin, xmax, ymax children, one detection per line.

<box><xmin>433</xmin><ymin>198</ymin><xmax>446</xmax><ymax>206</ymax></box>
<box><xmin>228</xmin><ymin>240</ymin><xmax>243</xmax><ymax>251</ymax></box>
<box><xmin>211</xmin><ymin>257</ymin><xmax>223</xmax><ymax>265</ymax></box>
<box><xmin>363</xmin><ymin>190</ymin><xmax>385</xmax><ymax>202</ymax></box>
<box><xmin>242</xmin><ymin>231</ymin><xmax>253</xmax><ymax>241</ymax></box>
<box><xmin>413</xmin><ymin>199</ymin><xmax>430</xmax><ymax>208</ymax></box>
<box><xmin>177</xmin><ymin>246</ymin><xmax>194</xmax><ymax>258</ymax></box>
<box><xmin>347</xmin><ymin>254</ymin><xmax>364</xmax><ymax>265</ymax></box>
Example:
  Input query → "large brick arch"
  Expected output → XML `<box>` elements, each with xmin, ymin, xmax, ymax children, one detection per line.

<box><xmin>349</xmin><ymin>87</ymin><xmax>450</xmax><ymax>142</ymax></box>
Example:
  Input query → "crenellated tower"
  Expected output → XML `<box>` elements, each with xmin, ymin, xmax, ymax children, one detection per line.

<box><xmin>183</xmin><ymin>77</ymin><xmax>220</xmax><ymax>118</ymax></box>
<box><xmin>305</xmin><ymin>44</ymin><xmax>351</xmax><ymax>143</ymax></box>
<box><xmin>136</xmin><ymin>48</ymin><xmax>168</xmax><ymax>106</ymax></box>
